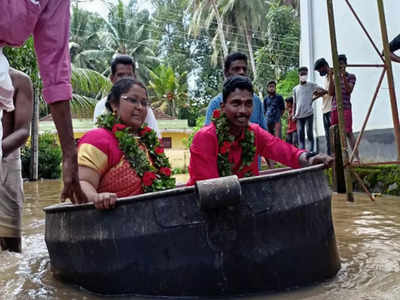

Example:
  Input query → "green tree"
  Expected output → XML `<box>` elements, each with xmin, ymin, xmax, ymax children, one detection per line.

<box><xmin>188</xmin><ymin>0</ymin><xmax>268</xmax><ymax>76</ymax></box>
<box><xmin>219</xmin><ymin>0</ymin><xmax>267</xmax><ymax>78</ymax></box>
<box><xmin>276</xmin><ymin>69</ymin><xmax>299</xmax><ymax>99</ymax></box>
<box><xmin>255</xmin><ymin>0</ymin><xmax>300</xmax><ymax>92</ymax></box>
<box><xmin>70</xmin><ymin>66</ymin><xmax>112</xmax><ymax>118</ymax></box>
<box><xmin>70</xmin><ymin>4</ymin><xmax>107</xmax><ymax>72</ymax></box>
<box><xmin>188</xmin><ymin>0</ymin><xmax>229</xmax><ymax>59</ymax></box>
<box><xmin>101</xmin><ymin>0</ymin><xmax>158</xmax><ymax>81</ymax></box>
<box><xmin>151</xmin><ymin>0</ymin><xmax>194</xmax><ymax>75</ymax></box>
<box><xmin>21</xmin><ymin>132</ymin><xmax>62</xmax><ymax>179</ymax></box>
<box><xmin>191</xmin><ymin>33</ymin><xmax>223</xmax><ymax>102</ymax></box>
<box><xmin>148</xmin><ymin>65</ymin><xmax>188</xmax><ymax>117</ymax></box>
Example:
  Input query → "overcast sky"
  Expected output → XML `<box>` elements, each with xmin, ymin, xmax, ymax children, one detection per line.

<box><xmin>78</xmin><ymin>0</ymin><xmax>154</xmax><ymax>18</ymax></box>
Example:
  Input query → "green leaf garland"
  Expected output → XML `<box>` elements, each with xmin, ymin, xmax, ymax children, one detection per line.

<box><xmin>96</xmin><ymin>113</ymin><xmax>176</xmax><ymax>193</ymax></box>
<box><xmin>212</xmin><ymin>110</ymin><xmax>257</xmax><ymax>178</ymax></box>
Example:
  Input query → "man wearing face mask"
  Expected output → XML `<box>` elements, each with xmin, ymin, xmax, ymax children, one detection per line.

<box><xmin>292</xmin><ymin>67</ymin><xmax>323</xmax><ymax>152</ymax></box>
<box><xmin>314</xmin><ymin>58</ymin><xmax>332</xmax><ymax>155</ymax></box>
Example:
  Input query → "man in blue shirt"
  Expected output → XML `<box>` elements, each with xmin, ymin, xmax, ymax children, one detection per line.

<box><xmin>264</xmin><ymin>80</ymin><xmax>284</xmax><ymax>138</ymax></box>
<box><xmin>205</xmin><ymin>52</ymin><xmax>266</xmax><ymax>129</ymax></box>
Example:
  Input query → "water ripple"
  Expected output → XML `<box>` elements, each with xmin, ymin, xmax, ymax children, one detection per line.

<box><xmin>1</xmin><ymin>183</ymin><xmax>400</xmax><ymax>300</ymax></box>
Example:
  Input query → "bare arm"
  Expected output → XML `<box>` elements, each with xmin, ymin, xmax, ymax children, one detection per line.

<box><xmin>328</xmin><ymin>70</ymin><xmax>335</xmax><ymax>96</ymax></box>
<box><xmin>79</xmin><ymin>165</ymin><xmax>116</xmax><ymax>210</ymax></box>
<box><xmin>2</xmin><ymin>73</ymin><xmax>33</xmax><ymax>157</ymax></box>
<box><xmin>33</xmin><ymin>0</ymin><xmax>87</xmax><ymax>204</ymax></box>
<box><xmin>312</xmin><ymin>83</ymin><xmax>328</xmax><ymax>101</ymax></box>
<box><xmin>49</xmin><ymin>102</ymin><xmax>87</xmax><ymax>204</ymax></box>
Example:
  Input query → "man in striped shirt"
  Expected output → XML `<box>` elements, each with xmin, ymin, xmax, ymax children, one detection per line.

<box><xmin>328</xmin><ymin>54</ymin><xmax>359</xmax><ymax>162</ymax></box>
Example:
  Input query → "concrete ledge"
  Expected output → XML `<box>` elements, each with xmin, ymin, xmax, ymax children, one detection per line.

<box><xmin>317</xmin><ymin>127</ymin><xmax>397</xmax><ymax>162</ymax></box>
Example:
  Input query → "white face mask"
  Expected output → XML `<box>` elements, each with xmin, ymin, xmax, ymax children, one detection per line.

<box><xmin>300</xmin><ymin>75</ymin><xmax>308</xmax><ymax>82</ymax></box>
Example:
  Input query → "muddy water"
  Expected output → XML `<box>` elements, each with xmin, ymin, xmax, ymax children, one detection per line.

<box><xmin>1</xmin><ymin>180</ymin><xmax>400</xmax><ymax>300</ymax></box>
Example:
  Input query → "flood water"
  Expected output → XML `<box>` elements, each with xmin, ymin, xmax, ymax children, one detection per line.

<box><xmin>1</xmin><ymin>180</ymin><xmax>400</xmax><ymax>300</ymax></box>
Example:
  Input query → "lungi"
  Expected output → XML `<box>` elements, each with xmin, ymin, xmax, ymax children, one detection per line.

<box><xmin>0</xmin><ymin>149</ymin><xmax>23</xmax><ymax>238</ymax></box>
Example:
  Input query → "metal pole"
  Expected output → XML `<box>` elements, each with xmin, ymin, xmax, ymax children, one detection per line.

<box><xmin>347</xmin><ymin>64</ymin><xmax>385</xmax><ymax>68</ymax></box>
<box><xmin>377</xmin><ymin>0</ymin><xmax>400</xmax><ymax>161</ymax></box>
<box><xmin>326</xmin><ymin>0</ymin><xmax>354</xmax><ymax>202</ymax></box>
<box><xmin>30</xmin><ymin>83</ymin><xmax>39</xmax><ymax>181</ymax></box>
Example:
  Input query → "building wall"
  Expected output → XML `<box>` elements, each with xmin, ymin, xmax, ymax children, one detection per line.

<box><xmin>161</xmin><ymin>131</ymin><xmax>191</xmax><ymax>150</ymax></box>
<box><xmin>164</xmin><ymin>149</ymin><xmax>190</xmax><ymax>170</ymax></box>
<box><xmin>73</xmin><ymin>130</ymin><xmax>191</xmax><ymax>169</ymax></box>
<box><xmin>300</xmin><ymin>0</ymin><xmax>400</xmax><ymax>160</ymax></box>
<box><xmin>44</xmin><ymin>130</ymin><xmax>191</xmax><ymax>151</ymax></box>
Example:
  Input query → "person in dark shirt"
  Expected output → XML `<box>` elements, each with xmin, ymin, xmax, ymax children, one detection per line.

<box><xmin>389</xmin><ymin>34</ymin><xmax>400</xmax><ymax>63</ymax></box>
<box><xmin>264</xmin><ymin>80</ymin><xmax>284</xmax><ymax>138</ymax></box>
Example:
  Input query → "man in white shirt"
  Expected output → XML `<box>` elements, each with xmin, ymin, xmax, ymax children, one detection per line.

<box><xmin>292</xmin><ymin>67</ymin><xmax>324</xmax><ymax>152</ymax></box>
<box><xmin>314</xmin><ymin>58</ymin><xmax>332</xmax><ymax>155</ymax></box>
<box><xmin>93</xmin><ymin>55</ymin><xmax>161</xmax><ymax>138</ymax></box>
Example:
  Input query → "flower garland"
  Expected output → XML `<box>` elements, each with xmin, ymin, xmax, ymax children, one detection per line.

<box><xmin>96</xmin><ymin>113</ymin><xmax>176</xmax><ymax>193</ymax></box>
<box><xmin>212</xmin><ymin>109</ymin><xmax>257</xmax><ymax>178</ymax></box>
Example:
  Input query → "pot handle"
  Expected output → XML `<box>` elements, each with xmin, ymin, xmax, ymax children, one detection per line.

<box><xmin>195</xmin><ymin>175</ymin><xmax>241</xmax><ymax>210</ymax></box>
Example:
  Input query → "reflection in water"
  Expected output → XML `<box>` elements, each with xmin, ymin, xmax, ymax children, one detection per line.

<box><xmin>1</xmin><ymin>181</ymin><xmax>400</xmax><ymax>299</ymax></box>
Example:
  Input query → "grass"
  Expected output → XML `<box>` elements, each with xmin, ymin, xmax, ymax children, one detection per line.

<box><xmin>353</xmin><ymin>165</ymin><xmax>400</xmax><ymax>196</ymax></box>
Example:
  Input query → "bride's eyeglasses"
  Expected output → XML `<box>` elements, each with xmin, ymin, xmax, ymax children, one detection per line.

<box><xmin>121</xmin><ymin>96</ymin><xmax>148</xmax><ymax>108</ymax></box>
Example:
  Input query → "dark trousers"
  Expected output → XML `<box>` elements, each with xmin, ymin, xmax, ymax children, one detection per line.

<box><xmin>267</xmin><ymin>122</ymin><xmax>275</xmax><ymax>135</ymax></box>
<box><xmin>286</xmin><ymin>131</ymin><xmax>298</xmax><ymax>147</ymax></box>
<box><xmin>323</xmin><ymin>111</ymin><xmax>331</xmax><ymax>155</ymax></box>
<box><xmin>267</xmin><ymin>121</ymin><xmax>282</xmax><ymax>138</ymax></box>
<box><xmin>297</xmin><ymin>115</ymin><xmax>314</xmax><ymax>152</ymax></box>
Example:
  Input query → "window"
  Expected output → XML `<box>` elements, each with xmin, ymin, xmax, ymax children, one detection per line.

<box><xmin>161</xmin><ymin>137</ymin><xmax>172</xmax><ymax>149</ymax></box>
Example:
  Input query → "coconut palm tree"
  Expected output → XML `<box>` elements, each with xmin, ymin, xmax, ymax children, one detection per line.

<box><xmin>99</xmin><ymin>0</ymin><xmax>159</xmax><ymax>81</ymax></box>
<box><xmin>188</xmin><ymin>0</ymin><xmax>229</xmax><ymax>60</ymax></box>
<box><xmin>69</xmin><ymin>3</ymin><xmax>107</xmax><ymax>72</ymax></box>
<box><xmin>188</xmin><ymin>0</ymin><xmax>267</xmax><ymax>77</ymax></box>
<box><xmin>148</xmin><ymin>65</ymin><xmax>188</xmax><ymax>118</ymax></box>
<box><xmin>70</xmin><ymin>67</ymin><xmax>112</xmax><ymax>118</ymax></box>
<box><xmin>219</xmin><ymin>0</ymin><xmax>267</xmax><ymax>78</ymax></box>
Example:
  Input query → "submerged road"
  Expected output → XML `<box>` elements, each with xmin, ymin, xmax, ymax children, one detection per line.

<box><xmin>1</xmin><ymin>180</ymin><xmax>400</xmax><ymax>299</ymax></box>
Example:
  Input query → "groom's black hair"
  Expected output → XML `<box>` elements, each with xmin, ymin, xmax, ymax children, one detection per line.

<box><xmin>222</xmin><ymin>75</ymin><xmax>254</xmax><ymax>103</ymax></box>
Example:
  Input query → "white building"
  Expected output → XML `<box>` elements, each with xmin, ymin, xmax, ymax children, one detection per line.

<box><xmin>300</xmin><ymin>0</ymin><xmax>400</xmax><ymax>161</ymax></box>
